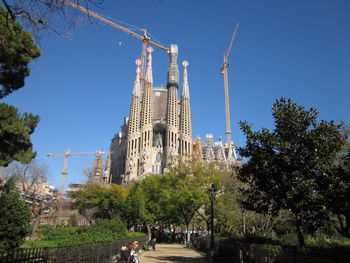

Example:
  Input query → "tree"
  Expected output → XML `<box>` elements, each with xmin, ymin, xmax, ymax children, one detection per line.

<box><xmin>0</xmin><ymin>103</ymin><xmax>39</xmax><ymax>167</ymax></box>
<box><xmin>128</xmin><ymin>175</ymin><xmax>163</xmax><ymax>240</ymax></box>
<box><xmin>160</xmin><ymin>161</ymin><xmax>218</xmax><ymax>246</ymax></box>
<box><xmin>0</xmin><ymin>160</ymin><xmax>56</xmax><ymax>237</ymax></box>
<box><xmin>214</xmin><ymin>170</ymin><xmax>242</xmax><ymax>233</ymax></box>
<box><xmin>328</xmin><ymin>147</ymin><xmax>350</xmax><ymax>237</ymax></box>
<box><xmin>238</xmin><ymin>98</ymin><xmax>344</xmax><ymax>248</ymax></box>
<box><xmin>125</xmin><ymin>182</ymin><xmax>151</xmax><ymax>233</ymax></box>
<box><xmin>0</xmin><ymin>6</ymin><xmax>40</xmax><ymax>168</ymax></box>
<box><xmin>1</xmin><ymin>0</ymin><xmax>104</xmax><ymax>36</ymax></box>
<box><xmin>0</xmin><ymin>5</ymin><xmax>41</xmax><ymax>98</ymax></box>
<box><xmin>0</xmin><ymin>176</ymin><xmax>32</xmax><ymax>250</ymax></box>
<box><xmin>70</xmin><ymin>183</ymin><xmax>127</xmax><ymax>221</ymax></box>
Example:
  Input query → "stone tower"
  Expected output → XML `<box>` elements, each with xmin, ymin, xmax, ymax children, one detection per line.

<box><xmin>109</xmin><ymin>45</ymin><xmax>193</xmax><ymax>184</ymax></box>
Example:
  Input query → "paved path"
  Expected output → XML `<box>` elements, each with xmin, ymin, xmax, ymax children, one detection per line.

<box><xmin>138</xmin><ymin>244</ymin><xmax>208</xmax><ymax>263</ymax></box>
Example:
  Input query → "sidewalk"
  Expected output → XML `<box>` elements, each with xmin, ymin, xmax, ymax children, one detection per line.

<box><xmin>138</xmin><ymin>243</ymin><xmax>208</xmax><ymax>263</ymax></box>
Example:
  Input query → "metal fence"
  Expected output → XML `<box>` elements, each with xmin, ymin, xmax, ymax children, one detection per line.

<box><xmin>193</xmin><ymin>238</ymin><xmax>350</xmax><ymax>263</ymax></box>
<box><xmin>0</xmin><ymin>235</ymin><xmax>148</xmax><ymax>263</ymax></box>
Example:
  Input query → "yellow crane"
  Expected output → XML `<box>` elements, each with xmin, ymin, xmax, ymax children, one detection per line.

<box><xmin>63</xmin><ymin>0</ymin><xmax>169</xmax><ymax>86</ymax></box>
<box><xmin>47</xmin><ymin>149</ymin><xmax>110</xmax><ymax>196</ymax></box>
<box><xmin>221</xmin><ymin>23</ymin><xmax>239</xmax><ymax>143</ymax></box>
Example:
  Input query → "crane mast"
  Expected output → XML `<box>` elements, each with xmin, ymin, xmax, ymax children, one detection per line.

<box><xmin>63</xmin><ymin>0</ymin><xmax>169</xmax><ymax>87</ymax></box>
<box><xmin>221</xmin><ymin>23</ymin><xmax>239</xmax><ymax>144</ymax></box>
<box><xmin>47</xmin><ymin>149</ymin><xmax>111</xmax><ymax>196</ymax></box>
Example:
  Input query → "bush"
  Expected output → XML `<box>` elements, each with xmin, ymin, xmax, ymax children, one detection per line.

<box><xmin>25</xmin><ymin>219</ymin><xmax>144</xmax><ymax>247</ymax></box>
<box><xmin>216</xmin><ymin>232</ymin><xmax>350</xmax><ymax>251</ymax></box>
<box><xmin>0</xmin><ymin>189</ymin><xmax>32</xmax><ymax>250</ymax></box>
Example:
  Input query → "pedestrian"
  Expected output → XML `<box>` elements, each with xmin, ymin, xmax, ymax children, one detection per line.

<box><xmin>129</xmin><ymin>241</ymin><xmax>140</xmax><ymax>263</ymax></box>
<box><xmin>119</xmin><ymin>243</ymin><xmax>132</xmax><ymax>263</ymax></box>
<box><xmin>148</xmin><ymin>238</ymin><xmax>156</xmax><ymax>251</ymax></box>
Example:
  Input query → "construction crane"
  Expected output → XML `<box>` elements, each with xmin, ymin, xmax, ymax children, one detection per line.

<box><xmin>63</xmin><ymin>0</ymin><xmax>169</xmax><ymax>86</ymax></box>
<box><xmin>47</xmin><ymin>149</ymin><xmax>110</xmax><ymax>196</ymax></box>
<box><xmin>221</xmin><ymin>23</ymin><xmax>239</xmax><ymax>144</ymax></box>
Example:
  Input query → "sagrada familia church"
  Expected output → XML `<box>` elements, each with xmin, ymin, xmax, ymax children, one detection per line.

<box><xmin>103</xmin><ymin>45</ymin><xmax>238</xmax><ymax>185</ymax></box>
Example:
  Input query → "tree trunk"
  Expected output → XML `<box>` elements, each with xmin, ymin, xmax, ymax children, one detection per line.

<box><xmin>295</xmin><ymin>215</ymin><xmax>305</xmax><ymax>249</ymax></box>
<box><xmin>345</xmin><ymin>214</ymin><xmax>350</xmax><ymax>238</ymax></box>
<box><xmin>146</xmin><ymin>223</ymin><xmax>152</xmax><ymax>241</ymax></box>
<box><xmin>242</xmin><ymin>210</ymin><xmax>246</xmax><ymax>234</ymax></box>
<box><xmin>30</xmin><ymin>211</ymin><xmax>41</xmax><ymax>238</ymax></box>
<box><xmin>185</xmin><ymin>222</ymin><xmax>191</xmax><ymax>247</ymax></box>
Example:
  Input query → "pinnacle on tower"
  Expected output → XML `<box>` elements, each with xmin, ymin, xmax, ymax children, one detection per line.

<box><xmin>145</xmin><ymin>47</ymin><xmax>153</xmax><ymax>84</ymax></box>
<box><xmin>167</xmin><ymin>44</ymin><xmax>179</xmax><ymax>87</ymax></box>
<box><xmin>182</xmin><ymin>60</ymin><xmax>190</xmax><ymax>99</ymax></box>
<box><xmin>133</xmin><ymin>59</ymin><xmax>142</xmax><ymax>97</ymax></box>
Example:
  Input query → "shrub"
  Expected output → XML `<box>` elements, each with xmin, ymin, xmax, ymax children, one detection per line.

<box><xmin>25</xmin><ymin>218</ymin><xmax>144</xmax><ymax>247</ymax></box>
<box><xmin>0</xmin><ymin>187</ymin><xmax>32</xmax><ymax>250</ymax></box>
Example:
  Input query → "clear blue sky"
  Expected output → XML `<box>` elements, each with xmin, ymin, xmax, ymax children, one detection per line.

<box><xmin>3</xmin><ymin>0</ymin><xmax>350</xmax><ymax>190</ymax></box>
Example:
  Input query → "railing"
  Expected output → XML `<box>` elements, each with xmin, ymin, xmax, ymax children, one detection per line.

<box><xmin>0</xmin><ymin>235</ymin><xmax>148</xmax><ymax>263</ymax></box>
<box><xmin>192</xmin><ymin>238</ymin><xmax>350</xmax><ymax>263</ymax></box>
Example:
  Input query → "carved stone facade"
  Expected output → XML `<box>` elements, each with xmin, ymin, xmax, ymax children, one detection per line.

<box><xmin>200</xmin><ymin>134</ymin><xmax>240</xmax><ymax>167</ymax></box>
<box><xmin>109</xmin><ymin>45</ymin><xmax>192</xmax><ymax>184</ymax></box>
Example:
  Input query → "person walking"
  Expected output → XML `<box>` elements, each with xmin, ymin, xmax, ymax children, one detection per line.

<box><xmin>129</xmin><ymin>241</ymin><xmax>140</xmax><ymax>263</ymax></box>
<box><xmin>148</xmin><ymin>238</ymin><xmax>157</xmax><ymax>251</ymax></box>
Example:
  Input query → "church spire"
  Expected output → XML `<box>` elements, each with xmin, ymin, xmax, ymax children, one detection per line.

<box><xmin>145</xmin><ymin>47</ymin><xmax>153</xmax><ymax>84</ymax></box>
<box><xmin>133</xmin><ymin>59</ymin><xmax>141</xmax><ymax>97</ymax></box>
<box><xmin>179</xmin><ymin>60</ymin><xmax>192</xmax><ymax>156</ymax></box>
<box><xmin>181</xmin><ymin>60</ymin><xmax>190</xmax><ymax>99</ymax></box>
<box><xmin>167</xmin><ymin>44</ymin><xmax>179</xmax><ymax>87</ymax></box>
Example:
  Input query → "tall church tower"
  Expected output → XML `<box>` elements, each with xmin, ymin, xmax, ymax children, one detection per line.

<box><xmin>109</xmin><ymin>44</ymin><xmax>193</xmax><ymax>183</ymax></box>
<box><xmin>165</xmin><ymin>44</ymin><xmax>180</xmax><ymax>166</ymax></box>
<box><xmin>139</xmin><ymin>47</ymin><xmax>154</xmax><ymax>176</ymax></box>
<box><xmin>179</xmin><ymin>61</ymin><xmax>192</xmax><ymax>157</ymax></box>
<box><xmin>124</xmin><ymin>59</ymin><xmax>142</xmax><ymax>181</ymax></box>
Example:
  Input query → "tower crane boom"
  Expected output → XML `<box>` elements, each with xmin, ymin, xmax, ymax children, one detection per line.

<box><xmin>47</xmin><ymin>149</ymin><xmax>111</xmax><ymax>196</ymax></box>
<box><xmin>221</xmin><ymin>23</ymin><xmax>239</xmax><ymax>143</ymax></box>
<box><xmin>63</xmin><ymin>0</ymin><xmax>169</xmax><ymax>85</ymax></box>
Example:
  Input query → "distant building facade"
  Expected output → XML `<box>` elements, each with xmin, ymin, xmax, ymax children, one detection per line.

<box><xmin>199</xmin><ymin>134</ymin><xmax>240</xmax><ymax>167</ymax></box>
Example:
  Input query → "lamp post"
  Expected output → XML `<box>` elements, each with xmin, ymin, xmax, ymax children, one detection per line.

<box><xmin>208</xmin><ymin>183</ymin><xmax>217</xmax><ymax>263</ymax></box>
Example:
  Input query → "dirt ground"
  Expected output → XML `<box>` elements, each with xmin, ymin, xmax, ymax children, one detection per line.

<box><xmin>138</xmin><ymin>243</ymin><xmax>209</xmax><ymax>263</ymax></box>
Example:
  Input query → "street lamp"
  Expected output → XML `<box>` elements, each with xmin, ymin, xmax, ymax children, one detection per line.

<box><xmin>208</xmin><ymin>183</ymin><xmax>218</xmax><ymax>263</ymax></box>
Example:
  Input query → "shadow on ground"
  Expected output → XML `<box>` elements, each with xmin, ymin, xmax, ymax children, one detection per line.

<box><xmin>144</xmin><ymin>255</ymin><xmax>207</xmax><ymax>262</ymax></box>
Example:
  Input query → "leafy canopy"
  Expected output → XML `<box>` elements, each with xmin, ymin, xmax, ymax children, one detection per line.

<box><xmin>0</xmin><ymin>5</ymin><xmax>41</xmax><ymax>98</ymax></box>
<box><xmin>70</xmin><ymin>184</ymin><xmax>127</xmax><ymax>220</ymax></box>
<box><xmin>238</xmin><ymin>98</ymin><xmax>344</xmax><ymax>246</ymax></box>
<box><xmin>0</xmin><ymin>103</ymin><xmax>39</xmax><ymax>166</ymax></box>
<box><xmin>0</xmin><ymin>176</ymin><xmax>32</xmax><ymax>250</ymax></box>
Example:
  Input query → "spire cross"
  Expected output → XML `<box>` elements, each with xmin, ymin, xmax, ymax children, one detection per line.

<box><xmin>145</xmin><ymin>47</ymin><xmax>153</xmax><ymax>83</ymax></box>
<box><xmin>182</xmin><ymin>60</ymin><xmax>189</xmax><ymax>79</ymax></box>
<box><xmin>147</xmin><ymin>46</ymin><xmax>153</xmax><ymax>60</ymax></box>
<box><xmin>182</xmin><ymin>60</ymin><xmax>190</xmax><ymax>99</ymax></box>
<box><xmin>135</xmin><ymin>59</ymin><xmax>141</xmax><ymax>75</ymax></box>
<box><xmin>133</xmin><ymin>59</ymin><xmax>142</xmax><ymax>96</ymax></box>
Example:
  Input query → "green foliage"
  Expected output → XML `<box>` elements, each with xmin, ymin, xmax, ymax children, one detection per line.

<box><xmin>327</xmin><ymin>149</ymin><xmax>350</xmax><ymax>237</ymax></box>
<box><xmin>215</xmin><ymin>170</ymin><xmax>242</xmax><ymax>233</ymax></box>
<box><xmin>217</xmin><ymin>232</ymin><xmax>350</xmax><ymax>250</ymax></box>
<box><xmin>125</xmin><ymin>182</ymin><xmax>150</xmax><ymax>227</ymax></box>
<box><xmin>238</xmin><ymin>98</ymin><xmax>345</xmax><ymax>247</ymax></box>
<box><xmin>26</xmin><ymin>219</ymin><xmax>140</xmax><ymax>247</ymax></box>
<box><xmin>70</xmin><ymin>184</ymin><xmax>127</xmax><ymax>220</ymax></box>
<box><xmin>161</xmin><ymin>164</ymin><xmax>212</xmax><ymax>227</ymax></box>
<box><xmin>0</xmin><ymin>176</ymin><xmax>32</xmax><ymax>250</ymax></box>
<box><xmin>0</xmin><ymin>103</ymin><xmax>40</xmax><ymax>166</ymax></box>
<box><xmin>0</xmin><ymin>6</ymin><xmax>41</xmax><ymax>98</ymax></box>
<box><xmin>136</xmin><ymin>175</ymin><xmax>164</xmax><ymax>224</ymax></box>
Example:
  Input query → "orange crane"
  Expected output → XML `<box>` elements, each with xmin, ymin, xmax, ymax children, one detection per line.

<box><xmin>63</xmin><ymin>0</ymin><xmax>169</xmax><ymax>86</ymax></box>
<box><xmin>221</xmin><ymin>23</ymin><xmax>239</xmax><ymax>144</ymax></box>
<box><xmin>47</xmin><ymin>149</ymin><xmax>110</xmax><ymax>196</ymax></box>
